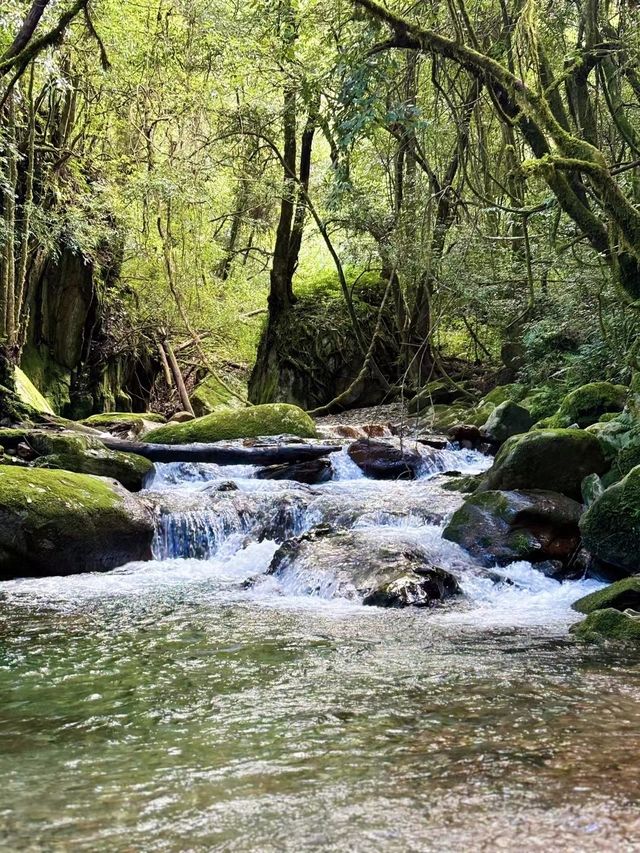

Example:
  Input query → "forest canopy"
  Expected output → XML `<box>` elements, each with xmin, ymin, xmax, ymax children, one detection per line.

<box><xmin>0</xmin><ymin>0</ymin><xmax>639</xmax><ymax>416</ymax></box>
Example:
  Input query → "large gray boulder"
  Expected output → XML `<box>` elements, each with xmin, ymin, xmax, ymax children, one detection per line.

<box><xmin>480</xmin><ymin>400</ymin><xmax>533</xmax><ymax>445</ymax></box>
<box><xmin>580</xmin><ymin>465</ymin><xmax>640</xmax><ymax>575</ymax></box>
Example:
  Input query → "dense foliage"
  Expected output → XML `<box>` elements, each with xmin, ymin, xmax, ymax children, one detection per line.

<box><xmin>1</xmin><ymin>0</ymin><xmax>639</xmax><ymax>411</ymax></box>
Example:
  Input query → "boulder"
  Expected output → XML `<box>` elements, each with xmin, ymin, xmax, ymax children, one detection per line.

<box><xmin>145</xmin><ymin>403</ymin><xmax>317</xmax><ymax>444</ymax></box>
<box><xmin>0</xmin><ymin>467</ymin><xmax>153</xmax><ymax>579</ymax></box>
<box><xmin>448</xmin><ymin>423</ymin><xmax>482</xmax><ymax>449</ymax></box>
<box><xmin>571</xmin><ymin>608</ymin><xmax>640</xmax><ymax>643</ymax></box>
<box><xmin>256</xmin><ymin>458</ymin><xmax>332</xmax><ymax>485</ymax></box>
<box><xmin>481</xmin><ymin>428</ymin><xmax>608</xmax><ymax>500</ymax></box>
<box><xmin>26</xmin><ymin>430</ymin><xmax>154</xmax><ymax>492</ymax></box>
<box><xmin>81</xmin><ymin>412</ymin><xmax>166</xmax><ymax>438</ymax></box>
<box><xmin>170</xmin><ymin>410</ymin><xmax>196</xmax><ymax>423</ymax></box>
<box><xmin>14</xmin><ymin>366</ymin><xmax>54</xmax><ymax>414</ymax></box>
<box><xmin>266</xmin><ymin>527</ymin><xmax>461</xmax><ymax>608</ymax></box>
<box><xmin>347</xmin><ymin>438</ymin><xmax>423</xmax><ymax>479</ymax></box>
<box><xmin>580</xmin><ymin>465</ymin><xmax>640</xmax><ymax>574</ymax></box>
<box><xmin>480</xmin><ymin>383</ymin><xmax>527</xmax><ymax>407</ymax></box>
<box><xmin>443</xmin><ymin>489</ymin><xmax>584</xmax><ymax>576</ymax></box>
<box><xmin>573</xmin><ymin>576</ymin><xmax>640</xmax><ymax>614</ymax></box>
<box><xmin>480</xmin><ymin>400</ymin><xmax>533</xmax><ymax>445</ymax></box>
<box><xmin>546</xmin><ymin>382</ymin><xmax>628</xmax><ymax>429</ymax></box>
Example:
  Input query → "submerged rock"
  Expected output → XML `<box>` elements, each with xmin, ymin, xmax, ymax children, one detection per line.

<box><xmin>0</xmin><ymin>467</ymin><xmax>153</xmax><ymax>579</ymax></box>
<box><xmin>347</xmin><ymin>438</ymin><xmax>423</xmax><ymax>480</ymax></box>
<box><xmin>266</xmin><ymin>527</ymin><xmax>461</xmax><ymax>608</ymax></box>
<box><xmin>580</xmin><ymin>465</ymin><xmax>640</xmax><ymax>574</ymax></box>
<box><xmin>144</xmin><ymin>403</ymin><xmax>317</xmax><ymax>444</ymax></box>
<box><xmin>443</xmin><ymin>489</ymin><xmax>584</xmax><ymax>576</ymax></box>
<box><xmin>256</xmin><ymin>458</ymin><xmax>332</xmax><ymax>485</ymax></box>
<box><xmin>481</xmin><ymin>428</ymin><xmax>608</xmax><ymax>500</ymax></box>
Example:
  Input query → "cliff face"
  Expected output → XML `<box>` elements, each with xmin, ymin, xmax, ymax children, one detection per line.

<box><xmin>20</xmin><ymin>242</ymin><xmax>158</xmax><ymax>417</ymax></box>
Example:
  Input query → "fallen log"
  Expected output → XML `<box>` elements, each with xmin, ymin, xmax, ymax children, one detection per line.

<box><xmin>101</xmin><ymin>437</ymin><xmax>341</xmax><ymax>466</ymax></box>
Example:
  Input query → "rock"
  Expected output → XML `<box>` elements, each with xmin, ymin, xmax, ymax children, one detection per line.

<box><xmin>480</xmin><ymin>383</ymin><xmax>527</xmax><ymax>407</ymax></box>
<box><xmin>519</xmin><ymin>386</ymin><xmax>562</xmax><ymax>422</ymax></box>
<box><xmin>14</xmin><ymin>366</ymin><xmax>54</xmax><ymax>414</ymax></box>
<box><xmin>546</xmin><ymin>382</ymin><xmax>628</xmax><ymax>429</ymax></box>
<box><xmin>256</xmin><ymin>458</ymin><xmax>332</xmax><ymax>485</ymax></box>
<box><xmin>480</xmin><ymin>400</ymin><xmax>533</xmax><ymax>445</ymax></box>
<box><xmin>145</xmin><ymin>403</ymin><xmax>317</xmax><ymax>444</ymax></box>
<box><xmin>573</xmin><ymin>576</ymin><xmax>640</xmax><ymax>614</ymax></box>
<box><xmin>81</xmin><ymin>412</ymin><xmax>166</xmax><ymax>439</ymax></box>
<box><xmin>448</xmin><ymin>424</ymin><xmax>482</xmax><ymax>449</ymax></box>
<box><xmin>417</xmin><ymin>435</ymin><xmax>448</xmax><ymax>450</ymax></box>
<box><xmin>580</xmin><ymin>465</ymin><xmax>640</xmax><ymax>574</ymax></box>
<box><xmin>443</xmin><ymin>489</ymin><xmax>584</xmax><ymax>575</ymax></box>
<box><xmin>266</xmin><ymin>527</ymin><xmax>461</xmax><ymax>608</ymax></box>
<box><xmin>347</xmin><ymin>438</ymin><xmax>423</xmax><ymax>479</ymax></box>
<box><xmin>170</xmin><ymin>411</ymin><xmax>196</xmax><ymax>423</ymax></box>
<box><xmin>571</xmin><ymin>608</ymin><xmax>640</xmax><ymax>643</ymax></box>
<box><xmin>25</xmin><ymin>430</ymin><xmax>154</xmax><ymax>492</ymax></box>
<box><xmin>481</xmin><ymin>428</ymin><xmax>608</xmax><ymax>500</ymax></box>
<box><xmin>0</xmin><ymin>467</ymin><xmax>153</xmax><ymax>579</ymax></box>
<box><xmin>441</xmin><ymin>473</ymin><xmax>482</xmax><ymax>494</ymax></box>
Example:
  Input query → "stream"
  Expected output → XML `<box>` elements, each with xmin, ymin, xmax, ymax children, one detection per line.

<box><xmin>1</xmin><ymin>442</ymin><xmax>640</xmax><ymax>851</ymax></box>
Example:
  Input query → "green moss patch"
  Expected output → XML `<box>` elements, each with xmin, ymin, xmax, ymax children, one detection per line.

<box><xmin>145</xmin><ymin>403</ymin><xmax>317</xmax><ymax>445</ymax></box>
<box><xmin>571</xmin><ymin>608</ymin><xmax>640</xmax><ymax>643</ymax></box>
<box><xmin>573</xmin><ymin>577</ymin><xmax>640</xmax><ymax>614</ymax></box>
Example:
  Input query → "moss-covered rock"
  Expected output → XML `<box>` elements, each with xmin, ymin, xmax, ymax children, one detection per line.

<box><xmin>443</xmin><ymin>489</ymin><xmax>584</xmax><ymax>573</ymax></box>
<box><xmin>19</xmin><ymin>430</ymin><xmax>154</xmax><ymax>491</ymax></box>
<box><xmin>144</xmin><ymin>403</ymin><xmax>317</xmax><ymax>445</ymax></box>
<box><xmin>573</xmin><ymin>576</ymin><xmax>640</xmax><ymax>614</ymax></box>
<box><xmin>571</xmin><ymin>608</ymin><xmax>640</xmax><ymax>643</ymax></box>
<box><xmin>547</xmin><ymin>382</ymin><xmax>628</xmax><ymax>429</ymax></box>
<box><xmin>190</xmin><ymin>374</ymin><xmax>244</xmax><ymax>417</ymax></box>
<box><xmin>519</xmin><ymin>386</ymin><xmax>562</xmax><ymax>422</ymax></box>
<box><xmin>480</xmin><ymin>383</ymin><xmax>527</xmax><ymax>407</ymax></box>
<box><xmin>580</xmin><ymin>465</ymin><xmax>640</xmax><ymax>573</ymax></box>
<box><xmin>481</xmin><ymin>428</ymin><xmax>608</xmax><ymax>500</ymax></box>
<box><xmin>82</xmin><ymin>412</ymin><xmax>166</xmax><ymax>426</ymax></box>
<box><xmin>14</xmin><ymin>367</ymin><xmax>54</xmax><ymax>414</ymax></box>
<box><xmin>480</xmin><ymin>400</ymin><xmax>533</xmax><ymax>445</ymax></box>
<box><xmin>0</xmin><ymin>467</ymin><xmax>153</xmax><ymax>579</ymax></box>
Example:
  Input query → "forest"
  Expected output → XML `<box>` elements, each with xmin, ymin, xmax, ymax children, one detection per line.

<box><xmin>1</xmin><ymin>1</ymin><xmax>640</xmax><ymax>850</ymax></box>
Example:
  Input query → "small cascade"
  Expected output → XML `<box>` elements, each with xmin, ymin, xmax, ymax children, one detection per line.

<box><xmin>153</xmin><ymin>507</ymin><xmax>252</xmax><ymax>560</ymax></box>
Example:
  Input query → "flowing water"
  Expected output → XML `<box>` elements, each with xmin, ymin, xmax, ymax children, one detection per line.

<box><xmin>1</xmin><ymin>442</ymin><xmax>640</xmax><ymax>851</ymax></box>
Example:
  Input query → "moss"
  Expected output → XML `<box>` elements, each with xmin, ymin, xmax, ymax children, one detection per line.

<box><xmin>82</xmin><ymin>412</ymin><xmax>166</xmax><ymax>426</ymax></box>
<box><xmin>573</xmin><ymin>577</ymin><xmax>640</xmax><ymax>614</ymax></box>
<box><xmin>482</xmin><ymin>428</ymin><xmax>608</xmax><ymax>500</ymax></box>
<box><xmin>34</xmin><ymin>449</ymin><xmax>153</xmax><ymax>492</ymax></box>
<box><xmin>190</xmin><ymin>374</ymin><xmax>245</xmax><ymax>417</ymax></box>
<box><xmin>519</xmin><ymin>386</ymin><xmax>562</xmax><ymax>421</ymax></box>
<box><xmin>580</xmin><ymin>465</ymin><xmax>640</xmax><ymax>572</ymax></box>
<box><xmin>571</xmin><ymin>608</ymin><xmax>640</xmax><ymax>643</ymax></box>
<box><xmin>441</xmin><ymin>473</ymin><xmax>482</xmax><ymax>494</ymax></box>
<box><xmin>144</xmin><ymin>403</ymin><xmax>317</xmax><ymax>445</ymax></box>
<box><xmin>480</xmin><ymin>383</ymin><xmax>527</xmax><ymax>407</ymax></box>
<box><xmin>20</xmin><ymin>345</ymin><xmax>71</xmax><ymax>413</ymax></box>
<box><xmin>481</xmin><ymin>400</ymin><xmax>533</xmax><ymax>443</ymax></box>
<box><xmin>0</xmin><ymin>466</ymin><xmax>153</xmax><ymax>578</ymax></box>
<box><xmin>547</xmin><ymin>382</ymin><xmax>628</xmax><ymax>429</ymax></box>
<box><xmin>14</xmin><ymin>367</ymin><xmax>54</xmax><ymax>415</ymax></box>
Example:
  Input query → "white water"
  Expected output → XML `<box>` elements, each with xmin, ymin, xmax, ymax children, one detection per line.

<box><xmin>0</xmin><ymin>440</ymin><xmax>604</xmax><ymax>628</ymax></box>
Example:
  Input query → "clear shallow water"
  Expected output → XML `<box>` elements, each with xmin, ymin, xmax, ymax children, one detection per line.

<box><xmin>2</xmin><ymin>443</ymin><xmax>640</xmax><ymax>851</ymax></box>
